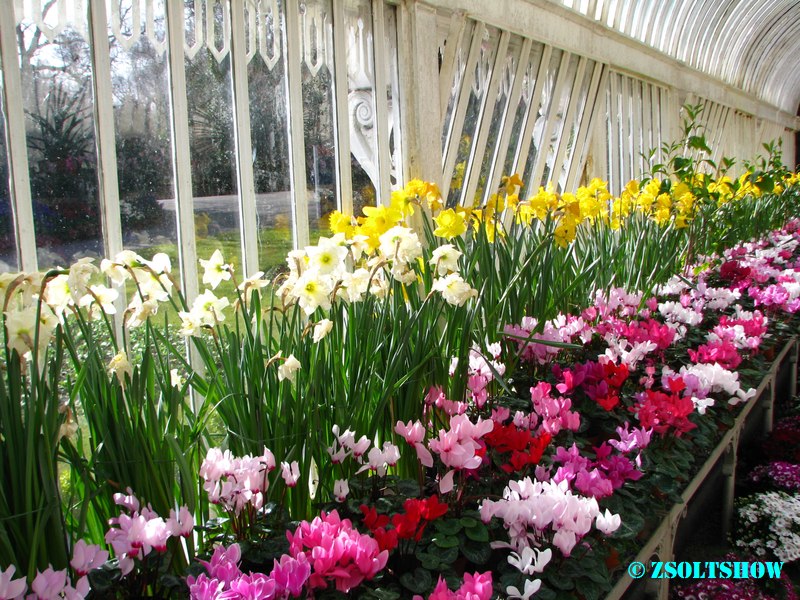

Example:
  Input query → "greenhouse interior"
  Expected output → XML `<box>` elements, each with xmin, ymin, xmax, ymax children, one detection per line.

<box><xmin>2</xmin><ymin>0</ymin><xmax>800</xmax><ymax>598</ymax></box>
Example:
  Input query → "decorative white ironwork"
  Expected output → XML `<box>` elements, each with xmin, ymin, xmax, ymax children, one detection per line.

<box><xmin>300</xmin><ymin>1</ymin><xmax>333</xmax><ymax>77</ymax></box>
<box><xmin>14</xmin><ymin>0</ymin><xmax>87</xmax><ymax>41</ymax></box>
<box><xmin>206</xmin><ymin>0</ymin><xmax>231</xmax><ymax>63</ymax></box>
<box><xmin>109</xmin><ymin>0</ymin><xmax>167</xmax><ymax>56</ymax></box>
<box><xmin>251</xmin><ymin>0</ymin><xmax>281</xmax><ymax>69</ymax></box>
<box><xmin>184</xmin><ymin>1</ymin><xmax>205</xmax><ymax>59</ymax></box>
<box><xmin>471</xmin><ymin>34</ymin><xmax>494</xmax><ymax>98</ymax></box>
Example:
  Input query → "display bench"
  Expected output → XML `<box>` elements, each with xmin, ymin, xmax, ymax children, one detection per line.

<box><xmin>606</xmin><ymin>336</ymin><xmax>799</xmax><ymax>600</ymax></box>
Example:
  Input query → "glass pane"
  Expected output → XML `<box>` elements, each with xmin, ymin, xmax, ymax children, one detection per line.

<box><xmin>538</xmin><ymin>54</ymin><xmax>578</xmax><ymax>187</ymax></box>
<box><xmin>558</xmin><ymin>60</ymin><xmax>595</xmax><ymax>191</ymax></box>
<box><xmin>344</xmin><ymin>0</ymin><xmax>378</xmax><ymax>211</ymax></box>
<box><xmin>0</xmin><ymin>53</ymin><xmax>18</xmax><ymax>272</ymax></box>
<box><xmin>107</xmin><ymin>0</ymin><xmax>178</xmax><ymax>264</ymax></box>
<box><xmin>441</xmin><ymin>21</ymin><xmax>474</xmax><ymax>155</ymax></box>
<box><xmin>385</xmin><ymin>4</ymin><xmax>403</xmax><ymax>191</ymax></box>
<box><xmin>446</xmin><ymin>25</ymin><xmax>499</xmax><ymax>206</ymax></box>
<box><xmin>184</xmin><ymin>0</ymin><xmax>242</xmax><ymax>290</ymax></box>
<box><xmin>245</xmin><ymin>0</ymin><xmax>294</xmax><ymax>276</ymax></box>
<box><xmin>474</xmin><ymin>36</ymin><xmax>522</xmax><ymax>203</ymax></box>
<box><xmin>503</xmin><ymin>42</ymin><xmax>544</xmax><ymax>182</ymax></box>
<box><xmin>521</xmin><ymin>48</ymin><xmax>562</xmax><ymax>197</ymax></box>
<box><xmin>16</xmin><ymin>2</ymin><xmax>103</xmax><ymax>268</ymax></box>
<box><xmin>299</xmin><ymin>0</ymin><xmax>338</xmax><ymax>243</ymax></box>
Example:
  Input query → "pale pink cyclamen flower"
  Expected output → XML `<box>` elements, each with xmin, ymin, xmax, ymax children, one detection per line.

<box><xmin>0</xmin><ymin>565</ymin><xmax>27</xmax><ymax>600</ymax></box>
<box><xmin>70</xmin><ymin>539</ymin><xmax>109</xmax><ymax>577</ymax></box>
<box><xmin>281</xmin><ymin>461</ymin><xmax>301</xmax><ymax>487</ymax></box>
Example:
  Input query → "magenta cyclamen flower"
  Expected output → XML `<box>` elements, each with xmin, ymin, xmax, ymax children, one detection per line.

<box><xmin>413</xmin><ymin>572</ymin><xmax>493</xmax><ymax>600</ymax></box>
<box><xmin>287</xmin><ymin>510</ymin><xmax>388</xmax><ymax>592</ymax></box>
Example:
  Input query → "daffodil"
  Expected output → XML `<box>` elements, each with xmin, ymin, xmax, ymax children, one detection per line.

<box><xmin>277</xmin><ymin>354</ymin><xmax>301</xmax><ymax>382</ymax></box>
<box><xmin>501</xmin><ymin>173</ymin><xmax>523</xmax><ymax>195</ymax></box>
<box><xmin>328</xmin><ymin>210</ymin><xmax>356</xmax><ymax>238</ymax></box>
<box><xmin>199</xmin><ymin>250</ymin><xmax>232</xmax><ymax>289</ymax></box>
<box><xmin>307</xmin><ymin>236</ymin><xmax>348</xmax><ymax>275</ymax></box>
<box><xmin>4</xmin><ymin>303</ymin><xmax>58</xmax><ymax>360</ymax></box>
<box><xmin>360</xmin><ymin>205</ymin><xmax>403</xmax><ymax>236</ymax></box>
<box><xmin>313</xmin><ymin>319</ymin><xmax>333</xmax><ymax>343</ymax></box>
<box><xmin>108</xmin><ymin>351</ymin><xmax>133</xmax><ymax>387</ymax></box>
<box><xmin>292</xmin><ymin>271</ymin><xmax>332</xmax><ymax>315</ymax></box>
<box><xmin>432</xmin><ymin>273</ymin><xmax>477</xmax><ymax>306</ymax></box>
<box><xmin>433</xmin><ymin>208</ymin><xmax>467</xmax><ymax>239</ymax></box>
<box><xmin>429</xmin><ymin>244</ymin><xmax>462</xmax><ymax>275</ymax></box>
<box><xmin>378</xmin><ymin>226</ymin><xmax>423</xmax><ymax>264</ymax></box>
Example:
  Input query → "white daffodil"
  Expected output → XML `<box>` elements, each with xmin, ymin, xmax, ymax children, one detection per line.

<box><xmin>78</xmin><ymin>284</ymin><xmax>119</xmax><ymax>319</ymax></box>
<box><xmin>5</xmin><ymin>303</ymin><xmax>58</xmax><ymax>360</ymax></box>
<box><xmin>178</xmin><ymin>309</ymin><xmax>205</xmax><ymax>338</ymax></box>
<box><xmin>67</xmin><ymin>257</ymin><xmax>98</xmax><ymax>303</ymax></box>
<box><xmin>340</xmin><ymin>268</ymin><xmax>370</xmax><ymax>303</ymax></box>
<box><xmin>291</xmin><ymin>271</ymin><xmax>332</xmax><ymax>315</ymax></box>
<box><xmin>306</xmin><ymin>236</ymin><xmax>348</xmax><ymax>275</ymax></box>
<box><xmin>238</xmin><ymin>271</ymin><xmax>270</xmax><ymax>305</ymax></box>
<box><xmin>126</xmin><ymin>296</ymin><xmax>159</xmax><ymax>328</ymax></box>
<box><xmin>108</xmin><ymin>351</ymin><xmax>133</xmax><ymax>387</ymax></box>
<box><xmin>277</xmin><ymin>354</ymin><xmax>301</xmax><ymax>382</ymax></box>
<box><xmin>432</xmin><ymin>273</ymin><xmax>478</xmax><ymax>306</ymax></box>
<box><xmin>43</xmin><ymin>274</ymin><xmax>73</xmax><ymax>317</ymax></box>
<box><xmin>195</xmin><ymin>289</ymin><xmax>231</xmax><ymax>325</ymax></box>
<box><xmin>429</xmin><ymin>244</ymin><xmax>462</xmax><ymax>276</ymax></box>
<box><xmin>312</xmin><ymin>319</ymin><xmax>333</xmax><ymax>343</ymax></box>
<box><xmin>101</xmin><ymin>250</ymin><xmax>146</xmax><ymax>285</ymax></box>
<box><xmin>378</xmin><ymin>226</ymin><xmax>422</xmax><ymax>264</ymax></box>
<box><xmin>170</xmin><ymin>369</ymin><xmax>185</xmax><ymax>388</ymax></box>
<box><xmin>199</xmin><ymin>250</ymin><xmax>232</xmax><ymax>289</ymax></box>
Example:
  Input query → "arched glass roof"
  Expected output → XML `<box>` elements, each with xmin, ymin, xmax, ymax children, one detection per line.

<box><xmin>556</xmin><ymin>0</ymin><xmax>800</xmax><ymax>114</ymax></box>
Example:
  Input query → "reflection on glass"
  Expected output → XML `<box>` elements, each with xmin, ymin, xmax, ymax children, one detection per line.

<box><xmin>540</xmin><ymin>54</ymin><xmax>579</xmax><ymax>186</ymax></box>
<box><xmin>521</xmin><ymin>48</ymin><xmax>562</xmax><ymax>197</ymax></box>
<box><xmin>344</xmin><ymin>0</ymin><xmax>378</xmax><ymax>212</ymax></box>
<box><xmin>558</xmin><ymin>61</ymin><xmax>595</xmax><ymax>191</ymax></box>
<box><xmin>16</xmin><ymin>4</ymin><xmax>103</xmax><ymax>268</ymax></box>
<box><xmin>184</xmin><ymin>0</ymin><xmax>242</xmax><ymax>285</ymax></box>
<box><xmin>245</xmin><ymin>0</ymin><xmax>294</xmax><ymax>275</ymax></box>
<box><xmin>300</xmin><ymin>0</ymin><xmax>338</xmax><ymax>242</ymax></box>
<box><xmin>475</xmin><ymin>37</ymin><xmax>521</xmax><ymax>203</ymax></box>
<box><xmin>441</xmin><ymin>21</ymin><xmax>475</xmax><ymax>155</ymax></box>
<box><xmin>447</xmin><ymin>26</ymin><xmax>499</xmax><ymax>206</ymax></box>
<box><xmin>107</xmin><ymin>0</ymin><xmax>178</xmax><ymax>264</ymax></box>
<box><xmin>385</xmin><ymin>5</ymin><xmax>403</xmax><ymax>192</ymax></box>
<box><xmin>0</xmin><ymin>66</ymin><xmax>18</xmax><ymax>272</ymax></box>
<box><xmin>503</xmin><ymin>43</ymin><xmax>544</xmax><ymax>182</ymax></box>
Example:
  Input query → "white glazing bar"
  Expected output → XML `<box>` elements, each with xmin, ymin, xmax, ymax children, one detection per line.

<box><xmin>550</xmin><ymin>55</ymin><xmax>587</xmax><ymax>189</ymax></box>
<box><xmin>565</xmin><ymin>61</ymin><xmax>604</xmax><ymax>191</ymax></box>
<box><xmin>459</xmin><ymin>30</ymin><xmax>510</xmax><ymax>206</ymax></box>
<box><xmin>0</xmin><ymin>1</ymin><xmax>37</xmax><ymax>271</ymax></box>
<box><xmin>713</xmin><ymin>107</ymin><xmax>731</xmax><ymax>165</ymax></box>
<box><xmin>285</xmin><ymin>0</ymin><xmax>310</xmax><ymax>247</ymax></box>
<box><xmin>650</xmin><ymin>85</ymin><xmax>661</xmax><ymax>166</ymax></box>
<box><xmin>331</xmin><ymin>0</ymin><xmax>353</xmax><ymax>212</ymax></box>
<box><xmin>440</xmin><ymin>21</ymin><xmax>485</xmax><ymax>201</ymax></box>
<box><xmin>640</xmin><ymin>82</ymin><xmax>652</xmax><ymax>171</ymax></box>
<box><xmin>631</xmin><ymin>78</ymin><xmax>643</xmax><ymax>178</ymax></box>
<box><xmin>372</xmin><ymin>0</ymin><xmax>392</xmax><ymax>203</ymax></box>
<box><xmin>621</xmin><ymin>75</ymin><xmax>633</xmax><ymax>184</ymax></box>
<box><xmin>88</xmin><ymin>0</ymin><xmax>123</xmax><ymax>261</ymax></box>
<box><xmin>439</xmin><ymin>11</ymin><xmax>467</xmax><ymax>118</ymax></box>
<box><xmin>485</xmin><ymin>37</ymin><xmax>531</xmax><ymax>197</ymax></box>
<box><xmin>511</xmin><ymin>45</ymin><xmax>552</xmax><ymax>188</ymax></box>
<box><xmin>88</xmin><ymin>0</ymin><xmax>125</xmax><ymax>337</ymax></box>
<box><xmin>530</xmin><ymin>51</ymin><xmax>572</xmax><ymax>188</ymax></box>
<box><xmin>166</xmin><ymin>0</ymin><xmax>200</xmax><ymax>303</ymax></box>
<box><xmin>609</xmin><ymin>71</ymin><xmax>622</xmax><ymax>192</ymax></box>
<box><xmin>230</xmin><ymin>0</ymin><xmax>260</xmax><ymax>276</ymax></box>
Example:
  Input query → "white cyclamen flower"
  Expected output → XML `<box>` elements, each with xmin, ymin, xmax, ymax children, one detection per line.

<box><xmin>595</xmin><ymin>509</ymin><xmax>622</xmax><ymax>534</ymax></box>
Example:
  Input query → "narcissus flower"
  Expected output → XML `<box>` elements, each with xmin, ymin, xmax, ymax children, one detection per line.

<box><xmin>432</xmin><ymin>273</ymin><xmax>478</xmax><ymax>306</ymax></box>
<box><xmin>433</xmin><ymin>208</ymin><xmax>467</xmax><ymax>239</ymax></box>
<box><xmin>199</xmin><ymin>249</ymin><xmax>233</xmax><ymax>289</ymax></box>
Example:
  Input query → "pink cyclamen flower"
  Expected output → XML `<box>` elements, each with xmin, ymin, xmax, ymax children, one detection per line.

<box><xmin>281</xmin><ymin>461</ymin><xmax>301</xmax><ymax>487</ymax></box>
<box><xmin>30</xmin><ymin>568</ymin><xmax>68</xmax><ymax>600</ymax></box>
<box><xmin>0</xmin><ymin>565</ymin><xmax>27</xmax><ymax>600</ymax></box>
<box><xmin>70</xmin><ymin>539</ymin><xmax>109</xmax><ymax>577</ymax></box>
<box><xmin>166</xmin><ymin>506</ymin><xmax>194</xmax><ymax>538</ymax></box>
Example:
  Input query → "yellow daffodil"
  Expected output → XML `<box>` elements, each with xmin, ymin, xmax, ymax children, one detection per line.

<box><xmin>433</xmin><ymin>208</ymin><xmax>467</xmax><ymax>239</ymax></box>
